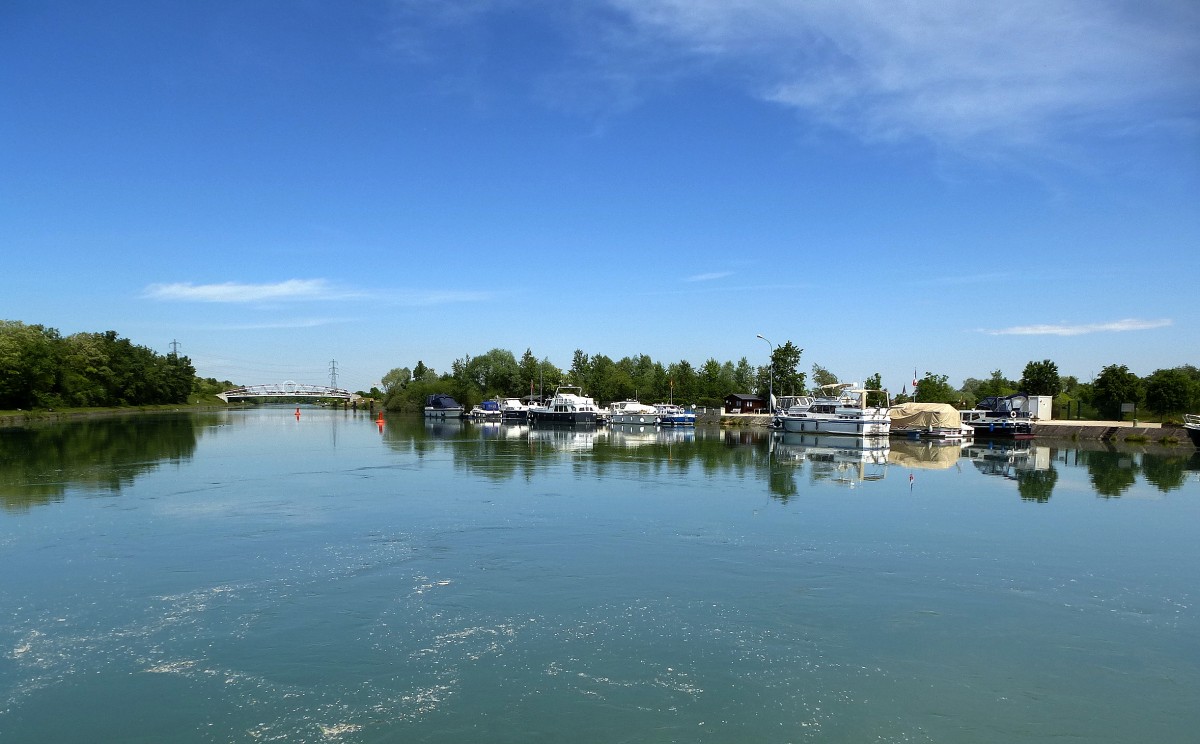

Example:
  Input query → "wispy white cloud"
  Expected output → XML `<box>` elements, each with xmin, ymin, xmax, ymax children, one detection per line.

<box><xmin>986</xmin><ymin>318</ymin><xmax>1172</xmax><ymax>336</ymax></box>
<box><xmin>684</xmin><ymin>271</ymin><xmax>732</xmax><ymax>282</ymax></box>
<box><xmin>143</xmin><ymin>280</ymin><xmax>496</xmax><ymax>307</ymax></box>
<box><xmin>143</xmin><ymin>279</ymin><xmax>354</xmax><ymax>303</ymax></box>
<box><xmin>603</xmin><ymin>0</ymin><xmax>1200</xmax><ymax>151</ymax></box>
<box><xmin>393</xmin><ymin>1</ymin><xmax>1199</xmax><ymax>153</ymax></box>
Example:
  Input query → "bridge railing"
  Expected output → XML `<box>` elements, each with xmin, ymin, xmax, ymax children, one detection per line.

<box><xmin>217</xmin><ymin>381</ymin><xmax>361</xmax><ymax>403</ymax></box>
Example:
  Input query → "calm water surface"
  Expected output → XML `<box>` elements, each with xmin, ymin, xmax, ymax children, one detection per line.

<box><xmin>1</xmin><ymin>408</ymin><xmax>1198</xmax><ymax>743</ymax></box>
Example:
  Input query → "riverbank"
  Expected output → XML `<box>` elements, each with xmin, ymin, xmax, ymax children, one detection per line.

<box><xmin>0</xmin><ymin>401</ymin><xmax>240</xmax><ymax>428</ymax></box>
<box><xmin>5</xmin><ymin>406</ymin><xmax>1194</xmax><ymax>448</ymax></box>
<box><xmin>700</xmin><ymin>411</ymin><xmax>1196</xmax><ymax>447</ymax></box>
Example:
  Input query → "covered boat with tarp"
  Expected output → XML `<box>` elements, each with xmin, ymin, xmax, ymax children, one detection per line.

<box><xmin>887</xmin><ymin>402</ymin><xmax>969</xmax><ymax>440</ymax></box>
<box><xmin>423</xmin><ymin>393</ymin><xmax>465</xmax><ymax>418</ymax></box>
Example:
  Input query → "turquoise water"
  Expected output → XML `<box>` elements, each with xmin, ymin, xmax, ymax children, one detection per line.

<box><xmin>1</xmin><ymin>409</ymin><xmax>1197</xmax><ymax>742</ymax></box>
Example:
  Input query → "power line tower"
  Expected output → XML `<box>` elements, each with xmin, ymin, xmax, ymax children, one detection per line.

<box><xmin>170</xmin><ymin>339</ymin><xmax>181</xmax><ymax>355</ymax></box>
<box><xmin>329</xmin><ymin>359</ymin><xmax>339</xmax><ymax>389</ymax></box>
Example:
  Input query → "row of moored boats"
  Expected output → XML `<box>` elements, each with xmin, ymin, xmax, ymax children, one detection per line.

<box><xmin>425</xmin><ymin>383</ymin><xmax>1041</xmax><ymax>439</ymax></box>
<box><xmin>424</xmin><ymin>387</ymin><xmax>697</xmax><ymax>427</ymax></box>
<box><xmin>772</xmin><ymin>383</ymin><xmax>1036</xmax><ymax>440</ymax></box>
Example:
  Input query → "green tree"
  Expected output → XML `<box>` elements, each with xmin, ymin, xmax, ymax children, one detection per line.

<box><xmin>519</xmin><ymin>349</ymin><xmax>540</xmax><ymax>394</ymax></box>
<box><xmin>1144</xmin><ymin>367</ymin><xmax>1197</xmax><ymax>418</ymax></box>
<box><xmin>915</xmin><ymin>372</ymin><xmax>957</xmax><ymax>404</ymax></box>
<box><xmin>1091</xmin><ymin>364</ymin><xmax>1143</xmax><ymax>420</ymax></box>
<box><xmin>0</xmin><ymin>321</ymin><xmax>62</xmax><ymax>409</ymax></box>
<box><xmin>771</xmin><ymin>342</ymin><xmax>805</xmax><ymax>398</ymax></box>
<box><xmin>381</xmin><ymin>367</ymin><xmax>411</xmax><ymax>396</ymax></box>
<box><xmin>732</xmin><ymin>357</ymin><xmax>755</xmax><ymax>393</ymax></box>
<box><xmin>864</xmin><ymin>372</ymin><xmax>887</xmax><ymax>407</ymax></box>
<box><xmin>811</xmin><ymin>364</ymin><xmax>838</xmax><ymax>389</ymax></box>
<box><xmin>412</xmin><ymin>360</ymin><xmax>432</xmax><ymax>381</ymax></box>
<box><xmin>588</xmin><ymin>354</ymin><xmax>619</xmax><ymax>403</ymax></box>
<box><xmin>975</xmin><ymin>370</ymin><xmax>1015</xmax><ymax>399</ymax></box>
<box><xmin>667</xmin><ymin>359</ymin><xmax>698</xmax><ymax>403</ymax></box>
<box><xmin>464</xmin><ymin>348</ymin><xmax>521</xmax><ymax>396</ymax></box>
<box><xmin>1019</xmin><ymin>360</ymin><xmax>1061</xmax><ymax>396</ymax></box>
<box><xmin>569</xmin><ymin>349</ymin><xmax>589</xmax><ymax>386</ymax></box>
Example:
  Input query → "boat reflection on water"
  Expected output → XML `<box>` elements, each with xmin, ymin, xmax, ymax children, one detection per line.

<box><xmin>607</xmin><ymin>423</ymin><xmax>695</xmax><ymax>448</ymax></box>
<box><xmin>962</xmin><ymin>440</ymin><xmax>1048</xmax><ymax>478</ymax></box>
<box><xmin>887</xmin><ymin>438</ymin><xmax>965</xmax><ymax>470</ymax></box>
<box><xmin>527</xmin><ymin>422</ymin><xmax>605</xmax><ymax>452</ymax></box>
<box><xmin>772</xmin><ymin>432</ymin><xmax>890</xmax><ymax>485</ymax></box>
<box><xmin>423</xmin><ymin>417</ymin><xmax>466</xmax><ymax>438</ymax></box>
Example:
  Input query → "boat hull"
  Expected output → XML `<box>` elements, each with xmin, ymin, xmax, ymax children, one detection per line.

<box><xmin>529</xmin><ymin>410</ymin><xmax>598</xmax><ymax>424</ymax></box>
<box><xmin>967</xmin><ymin>420</ymin><xmax>1035</xmax><ymax>439</ymax></box>
<box><xmin>778</xmin><ymin>416</ymin><xmax>889</xmax><ymax>437</ymax></box>
<box><xmin>424</xmin><ymin>407</ymin><xmax>464</xmax><ymax>418</ymax></box>
<box><xmin>1184</xmin><ymin>424</ymin><xmax>1200</xmax><ymax>447</ymax></box>
<box><xmin>658</xmin><ymin>414</ymin><xmax>696</xmax><ymax>427</ymax></box>
<box><xmin>611</xmin><ymin>413</ymin><xmax>658</xmax><ymax>425</ymax></box>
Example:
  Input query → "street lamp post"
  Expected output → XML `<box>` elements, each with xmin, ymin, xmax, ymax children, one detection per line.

<box><xmin>756</xmin><ymin>334</ymin><xmax>774</xmax><ymax>413</ymax></box>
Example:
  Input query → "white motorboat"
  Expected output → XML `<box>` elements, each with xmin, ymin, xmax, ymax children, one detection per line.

<box><xmin>497</xmin><ymin>397</ymin><xmax>531</xmax><ymax>422</ymax></box>
<box><xmin>653</xmin><ymin>403</ymin><xmax>696</xmax><ymax>427</ymax></box>
<box><xmin>528</xmin><ymin>386</ymin><xmax>601</xmax><ymax>424</ymax></box>
<box><xmin>776</xmin><ymin>383</ymin><xmax>890</xmax><ymax>437</ymax></box>
<box><xmin>467</xmin><ymin>399</ymin><xmax>502</xmax><ymax>420</ymax></box>
<box><xmin>423</xmin><ymin>393</ymin><xmax>465</xmax><ymax>418</ymax></box>
<box><xmin>608</xmin><ymin>400</ymin><xmax>658</xmax><ymax>425</ymax></box>
<box><xmin>1183</xmin><ymin>414</ymin><xmax>1200</xmax><ymax>447</ymax></box>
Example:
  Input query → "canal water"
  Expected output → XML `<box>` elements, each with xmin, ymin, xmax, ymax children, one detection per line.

<box><xmin>1</xmin><ymin>408</ymin><xmax>1197</xmax><ymax>743</ymax></box>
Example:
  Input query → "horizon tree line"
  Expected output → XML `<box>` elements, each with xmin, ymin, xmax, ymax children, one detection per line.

<box><xmin>378</xmin><ymin>345</ymin><xmax>1200</xmax><ymax>422</ymax></box>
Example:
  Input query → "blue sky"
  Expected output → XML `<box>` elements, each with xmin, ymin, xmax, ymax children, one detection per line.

<box><xmin>3</xmin><ymin>0</ymin><xmax>1198</xmax><ymax>395</ymax></box>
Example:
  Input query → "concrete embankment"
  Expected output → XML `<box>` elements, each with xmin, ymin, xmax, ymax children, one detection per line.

<box><xmin>1034</xmin><ymin>422</ymin><xmax>1192</xmax><ymax>445</ymax></box>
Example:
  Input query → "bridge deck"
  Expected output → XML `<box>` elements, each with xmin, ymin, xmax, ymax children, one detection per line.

<box><xmin>217</xmin><ymin>382</ymin><xmax>361</xmax><ymax>403</ymax></box>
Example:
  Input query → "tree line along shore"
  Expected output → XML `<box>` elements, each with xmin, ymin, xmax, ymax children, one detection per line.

<box><xmin>4</xmin><ymin>322</ymin><xmax>1197</xmax><ymax>424</ymax></box>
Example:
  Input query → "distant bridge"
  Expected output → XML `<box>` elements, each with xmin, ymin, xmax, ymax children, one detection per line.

<box><xmin>217</xmin><ymin>381</ymin><xmax>361</xmax><ymax>403</ymax></box>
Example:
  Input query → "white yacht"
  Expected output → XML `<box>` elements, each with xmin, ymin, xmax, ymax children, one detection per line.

<box><xmin>653</xmin><ymin>403</ymin><xmax>696</xmax><ymax>427</ymax></box>
<box><xmin>528</xmin><ymin>386</ymin><xmax>601</xmax><ymax>424</ymax></box>
<box><xmin>608</xmin><ymin>400</ymin><xmax>658</xmax><ymax>425</ymax></box>
<box><xmin>776</xmin><ymin>383</ymin><xmax>890</xmax><ymax>437</ymax></box>
<box><xmin>497</xmin><ymin>397</ymin><xmax>531</xmax><ymax>422</ymax></box>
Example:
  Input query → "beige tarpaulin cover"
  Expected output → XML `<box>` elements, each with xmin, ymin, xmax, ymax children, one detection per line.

<box><xmin>887</xmin><ymin>440</ymin><xmax>962</xmax><ymax>469</ymax></box>
<box><xmin>887</xmin><ymin>402</ymin><xmax>963</xmax><ymax>430</ymax></box>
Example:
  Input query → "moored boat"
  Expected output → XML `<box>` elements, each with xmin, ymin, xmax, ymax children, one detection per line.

<box><xmin>528</xmin><ymin>386</ymin><xmax>601</xmax><ymax>424</ymax></box>
<box><xmin>888</xmin><ymin>402</ymin><xmax>972</xmax><ymax>440</ymax></box>
<box><xmin>497</xmin><ymin>397</ymin><xmax>531</xmax><ymax>422</ymax></box>
<box><xmin>424</xmin><ymin>393</ymin><xmax>465</xmax><ymax>418</ymax></box>
<box><xmin>776</xmin><ymin>383</ymin><xmax>890</xmax><ymax>437</ymax></box>
<box><xmin>1184</xmin><ymin>414</ymin><xmax>1200</xmax><ymax>447</ymax></box>
<box><xmin>961</xmin><ymin>394</ymin><xmax>1036</xmax><ymax>439</ymax></box>
<box><xmin>609</xmin><ymin>400</ymin><xmax>658</xmax><ymax>425</ymax></box>
<box><xmin>653</xmin><ymin>403</ymin><xmax>696</xmax><ymax>427</ymax></box>
<box><xmin>467</xmin><ymin>399</ymin><xmax>502</xmax><ymax>420</ymax></box>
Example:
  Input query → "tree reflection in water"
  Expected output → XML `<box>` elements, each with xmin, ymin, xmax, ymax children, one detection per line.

<box><xmin>0</xmin><ymin>414</ymin><xmax>206</xmax><ymax>511</ymax></box>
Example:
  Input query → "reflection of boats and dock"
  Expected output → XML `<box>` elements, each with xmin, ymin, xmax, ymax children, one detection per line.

<box><xmin>961</xmin><ymin>440</ymin><xmax>1051</xmax><ymax>478</ymax></box>
<box><xmin>607</xmin><ymin>422</ymin><xmax>695</xmax><ymax>447</ymax></box>
<box><xmin>772</xmin><ymin>433</ymin><xmax>890</xmax><ymax>484</ymax></box>
<box><xmin>887</xmin><ymin>438</ymin><xmax>966</xmax><ymax>470</ymax></box>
